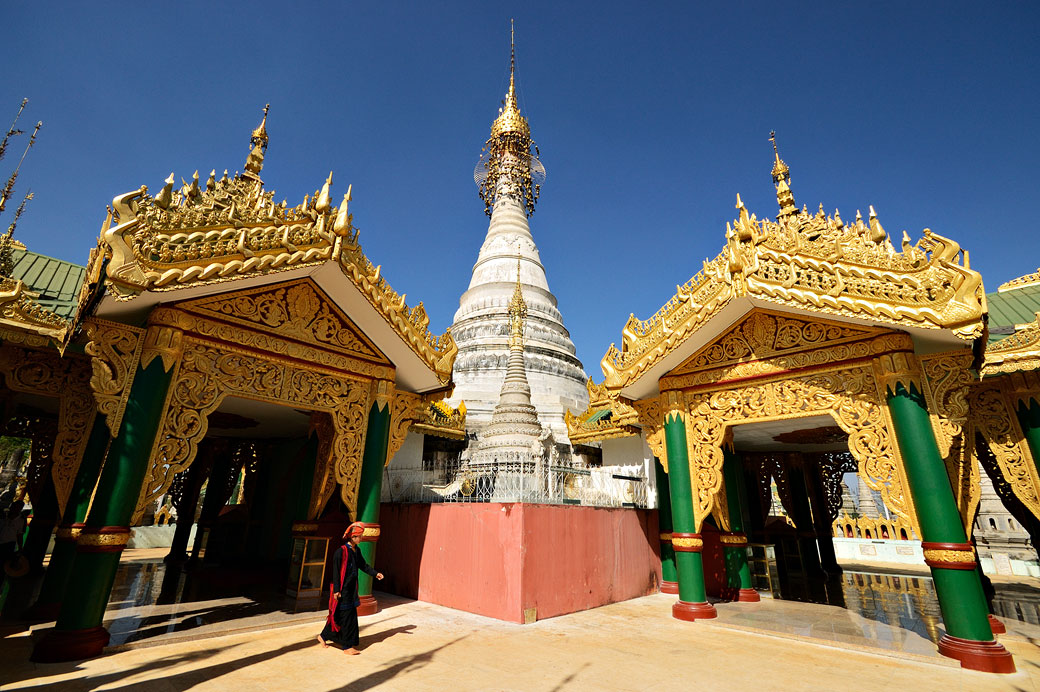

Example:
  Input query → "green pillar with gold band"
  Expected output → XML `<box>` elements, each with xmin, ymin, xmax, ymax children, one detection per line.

<box><xmin>721</xmin><ymin>448</ymin><xmax>758</xmax><ymax>602</ymax></box>
<box><xmin>886</xmin><ymin>379</ymin><xmax>1014</xmax><ymax>674</ymax></box>
<box><xmin>29</xmin><ymin>417</ymin><xmax>110</xmax><ymax>619</ymax></box>
<box><xmin>31</xmin><ymin>357</ymin><xmax>174</xmax><ymax>663</ymax></box>
<box><xmin>664</xmin><ymin>411</ymin><xmax>717</xmax><ymax>621</ymax></box>
<box><xmin>654</xmin><ymin>457</ymin><xmax>678</xmax><ymax>594</ymax></box>
<box><xmin>354</xmin><ymin>398</ymin><xmax>391</xmax><ymax>616</ymax></box>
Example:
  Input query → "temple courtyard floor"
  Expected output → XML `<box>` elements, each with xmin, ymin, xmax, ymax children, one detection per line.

<box><xmin>3</xmin><ymin>578</ymin><xmax>1040</xmax><ymax>691</ymax></box>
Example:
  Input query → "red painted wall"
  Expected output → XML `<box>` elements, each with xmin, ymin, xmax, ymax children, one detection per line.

<box><xmin>375</xmin><ymin>503</ymin><xmax>662</xmax><ymax>623</ymax></box>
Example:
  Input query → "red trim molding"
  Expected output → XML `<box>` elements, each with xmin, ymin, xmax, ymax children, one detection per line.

<box><xmin>937</xmin><ymin>634</ymin><xmax>1015</xmax><ymax>674</ymax></box>
<box><xmin>30</xmin><ymin>625</ymin><xmax>110</xmax><ymax>663</ymax></box>
<box><xmin>358</xmin><ymin>522</ymin><xmax>380</xmax><ymax>543</ymax></box>
<box><xmin>77</xmin><ymin>526</ymin><xmax>131</xmax><ymax>554</ymax></box>
<box><xmin>357</xmin><ymin>594</ymin><xmax>379</xmax><ymax>616</ymax></box>
<box><xmin>671</xmin><ymin>532</ymin><xmax>703</xmax><ymax>553</ymax></box>
<box><xmin>661</xmin><ymin>581</ymin><xmax>679</xmax><ymax>595</ymax></box>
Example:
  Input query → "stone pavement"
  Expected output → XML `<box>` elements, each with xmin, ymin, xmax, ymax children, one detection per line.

<box><xmin>3</xmin><ymin>592</ymin><xmax>1040</xmax><ymax>692</ymax></box>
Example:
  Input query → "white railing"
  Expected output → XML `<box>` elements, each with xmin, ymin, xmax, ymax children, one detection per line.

<box><xmin>384</xmin><ymin>459</ymin><xmax>648</xmax><ymax>508</ymax></box>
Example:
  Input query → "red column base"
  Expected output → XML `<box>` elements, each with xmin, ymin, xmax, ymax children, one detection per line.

<box><xmin>672</xmin><ymin>600</ymin><xmax>717</xmax><ymax>621</ymax></box>
<box><xmin>661</xmin><ymin>581</ymin><xmax>679</xmax><ymax>595</ymax></box>
<box><xmin>30</xmin><ymin>626</ymin><xmax>110</xmax><ymax>663</ymax></box>
<box><xmin>357</xmin><ymin>594</ymin><xmax>379</xmax><ymax>616</ymax></box>
<box><xmin>737</xmin><ymin>588</ymin><xmax>761</xmax><ymax>602</ymax></box>
<box><xmin>988</xmin><ymin>614</ymin><xmax>1007</xmax><ymax>635</ymax></box>
<box><xmin>937</xmin><ymin>634</ymin><xmax>1015</xmax><ymax>674</ymax></box>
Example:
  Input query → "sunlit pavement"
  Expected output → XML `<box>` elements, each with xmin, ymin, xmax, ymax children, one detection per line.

<box><xmin>3</xmin><ymin>590</ymin><xmax>1040</xmax><ymax>692</ymax></box>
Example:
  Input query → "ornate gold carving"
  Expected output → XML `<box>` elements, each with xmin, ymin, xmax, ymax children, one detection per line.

<box><xmin>659</xmin><ymin>532</ymin><xmax>673</xmax><ymax>541</ymax></box>
<box><xmin>372</xmin><ymin>379</ymin><xmax>393</xmax><ymax>411</ymax></box>
<box><xmin>922</xmin><ymin>548</ymin><xmax>974</xmax><ymax>564</ymax></box>
<box><xmin>719</xmin><ymin>534</ymin><xmax>748</xmax><ymax>546</ymax></box>
<box><xmin>148</xmin><ymin>307</ymin><xmax>396</xmax><ymax>382</ymax></box>
<box><xmin>920</xmin><ymin>350</ymin><xmax>979</xmax><ymax>529</ymax></box>
<box><xmin>307</xmin><ymin>411</ymin><xmax>338</xmax><ymax>521</ymax></box>
<box><xmin>875</xmin><ymin>351</ymin><xmax>923</xmax><ymax>395</ymax></box>
<box><xmin>79</xmin><ymin>531</ymin><xmax>130</xmax><ymax>547</ymax></box>
<box><xmin>181</xmin><ymin>280</ymin><xmax>384</xmax><ymax>362</ymax></box>
<box><xmin>679</xmin><ymin>364</ymin><xmax>918</xmax><ymax>535</ymax></box>
<box><xmin>362</xmin><ymin>526</ymin><xmax>381</xmax><ymax>538</ymax></box>
<box><xmin>411</xmin><ymin>400</ymin><xmax>467</xmax><ymax>440</ymax></box>
<box><xmin>141</xmin><ymin>325</ymin><xmax>184</xmax><ymax>372</ymax></box>
<box><xmin>600</xmin><ymin>190</ymin><xmax>984</xmax><ymax>390</ymax></box>
<box><xmin>565</xmin><ymin>378</ymin><xmax>641</xmax><ymax>443</ymax></box>
<box><xmin>136</xmin><ymin>337</ymin><xmax>373</xmax><ymax>518</ymax></box>
<box><xmin>671</xmin><ymin>536</ymin><xmax>703</xmax><ymax>549</ymax></box>
<box><xmin>983</xmin><ymin>314</ymin><xmax>1040</xmax><ymax>377</ymax></box>
<box><xmin>633</xmin><ymin>396</ymin><xmax>666</xmax><ymax>469</ymax></box>
<box><xmin>998</xmin><ymin>270</ymin><xmax>1040</xmax><ymax>292</ymax></box>
<box><xmin>0</xmin><ymin>343</ymin><xmax>94</xmax><ymax>516</ymax></box>
<box><xmin>83</xmin><ymin>318</ymin><xmax>145</xmax><ymax>436</ymax></box>
<box><xmin>387</xmin><ymin>388</ymin><xmax>424</xmax><ymax>466</ymax></box>
<box><xmin>0</xmin><ymin>276</ymin><xmax>70</xmax><ymax>344</ymax></box>
<box><xmin>971</xmin><ymin>381</ymin><xmax>1040</xmax><ymax>520</ymax></box>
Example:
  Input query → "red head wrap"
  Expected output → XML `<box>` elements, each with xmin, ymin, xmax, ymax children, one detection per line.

<box><xmin>344</xmin><ymin>522</ymin><xmax>365</xmax><ymax>540</ymax></box>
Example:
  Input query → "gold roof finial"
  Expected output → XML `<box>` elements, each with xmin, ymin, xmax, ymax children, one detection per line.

<box><xmin>769</xmin><ymin>130</ymin><xmax>797</xmax><ymax>219</ymax></box>
<box><xmin>491</xmin><ymin>20</ymin><xmax>529</xmax><ymax>140</ymax></box>
<box><xmin>244</xmin><ymin>104</ymin><xmax>270</xmax><ymax>177</ymax></box>
<box><xmin>508</xmin><ymin>249</ymin><xmax>527</xmax><ymax>349</ymax></box>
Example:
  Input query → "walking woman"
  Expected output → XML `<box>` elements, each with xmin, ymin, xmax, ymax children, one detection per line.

<box><xmin>318</xmin><ymin>522</ymin><xmax>384</xmax><ymax>654</ymax></box>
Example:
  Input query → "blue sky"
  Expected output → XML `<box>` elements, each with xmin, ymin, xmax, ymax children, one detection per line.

<box><xmin>2</xmin><ymin>2</ymin><xmax>1038</xmax><ymax>376</ymax></box>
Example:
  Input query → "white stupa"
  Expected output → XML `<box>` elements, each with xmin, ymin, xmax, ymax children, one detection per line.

<box><xmin>447</xmin><ymin>28</ymin><xmax>588</xmax><ymax>442</ymax></box>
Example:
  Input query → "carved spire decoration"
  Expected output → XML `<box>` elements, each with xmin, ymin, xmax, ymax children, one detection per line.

<box><xmin>474</xmin><ymin>20</ymin><xmax>546</xmax><ymax>218</ymax></box>
<box><xmin>508</xmin><ymin>253</ymin><xmax>527</xmax><ymax>349</ymax></box>
<box><xmin>770</xmin><ymin>131</ymin><xmax>797</xmax><ymax>219</ymax></box>
<box><xmin>244</xmin><ymin>103</ymin><xmax>270</xmax><ymax>177</ymax></box>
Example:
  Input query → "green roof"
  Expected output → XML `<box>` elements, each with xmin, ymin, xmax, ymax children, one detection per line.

<box><xmin>9</xmin><ymin>248</ymin><xmax>85</xmax><ymax>318</ymax></box>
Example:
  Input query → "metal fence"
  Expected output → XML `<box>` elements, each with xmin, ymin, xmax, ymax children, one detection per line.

<box><xmin>383</xmin><ymin>456</ymin><xmax>648</xmax><ymax>508</ymax></box>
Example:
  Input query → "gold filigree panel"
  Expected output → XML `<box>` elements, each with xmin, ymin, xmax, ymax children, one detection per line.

<box><xmin>677</xmin><ymin>363</ymin><xmax>918</xmax><ymax>535</ymax></box>
<box><xmin>0</xmin><ymin>343</ymin><xmax>95</xmax><ymax>516</ymax></box>
<box><xmin>920</xmin><ymin>350</ymin><xmax>979</xmax><ymax>529</ymax></box>
<box><xmin>136</xmin><ymin>336</ymin><xmax>373</xmax><ymax>518</ymax></box>
<box><xmin>671</xmin><ymin>310</ymin><xmax>885</xmax><ymax>376</ymax></box>
<box><xmin>971</xmin><ymin>381</ymin><xmax>1040</xmax><ymax>520</ymax></box>
<box><xmin>386</xmin><ymin>388</ymin><xmax>423</xmax><ymax>466</ymax></box>
<box><xmin>179</xmin><ymin>279</ymin><xmax>386</xmax><ymax>363</ymax></box>
<box><xmin>83</xmin><ymin>318</ymin><xmax>145</xmax><ymax>436</ymax></box>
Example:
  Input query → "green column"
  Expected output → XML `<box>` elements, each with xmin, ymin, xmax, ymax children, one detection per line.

<box><xmin>355</xmin><ymin>401</ymin><xmax>390</xmax><ymax>613</ymax></box>
<box><xmin>654</xmin><ymin>457</ymin><xmax>678</xmax><ymax>593</ymax></box>
<box><xmin>664</xmin><ymin>412</ymin><xmax>716</xmax><ymax>620</ymax></box>
<box><xmin>1015</xmin><ymin>398</ymin><xmax>1040</xmax><ymax>481</ymax></box>
<box><xmin>722</xmin><ymin>449</ymin><xmax>757</xmax><ymax>601</ymax></box>
<box><xmin>32</xmin><ymin>417</ymin><xmax>109</xmax><ymax>613</ymax></box>
<box><xmin>887</xmin><ymin>382</ymin><xmax>1008</xmax><ymax>658</ymax></box>
<box><xmin>32</xmin><ymin>357</ymin><xmax>173</xmax><ymax>663</ymax></box>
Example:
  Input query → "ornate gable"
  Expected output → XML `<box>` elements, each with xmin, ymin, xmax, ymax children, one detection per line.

<box><xmin>176</xmin><ymin>279</ymin><xmax>388</xmax><ymax>364</ymax></box>
<box><xmin>660</xmin><ymin>309</ymin><xmax>907</xmax><ymax>390</ymax></box>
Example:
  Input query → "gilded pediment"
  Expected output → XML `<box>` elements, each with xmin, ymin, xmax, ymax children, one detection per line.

<box><xmin>177</xmin><ymin>279</ymin><xmax>388</xmax><ymax>363</ymax></box>
<box><xmin>669</xmin><ymin>310</ymin><xmax>891</xmax><ymax>377</ymax></box>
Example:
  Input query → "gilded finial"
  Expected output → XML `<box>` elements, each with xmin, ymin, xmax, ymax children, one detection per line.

<box><xmin>244</xmin><ymin>104</ymin><xmax>270</xmax><ymax>177</ymax></box>
<box><xmin>769</xmin><ymin>130</ymin><xmax>797</xmax><ymax>220</ymax></box>
<box><xmin>508</xmin><ymin>250</ymin><xmax>527</xmax><ymax>349</ymax></box>
<box><xmin>316</xmin><ymin>171</ymin><xmax>332</xmax><ymax>214</ymax></box>
<box><xmin>334</xmin><ymin>184</ymin><xmax>353</xmax><ymax>236</ymax></box>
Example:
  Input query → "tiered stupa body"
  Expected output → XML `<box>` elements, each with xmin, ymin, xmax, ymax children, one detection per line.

<box><xmin>448</xmin><ymin>35</ymin><xmax>588</xmax><ymax>440</ymax></box>
<box><xmin>468</xmin><ymin>262</ymin><xmax>544</xmax><ymax>465</ymax></box>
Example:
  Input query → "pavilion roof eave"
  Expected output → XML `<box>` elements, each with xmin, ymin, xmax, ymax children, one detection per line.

<box><xmin>613</xmin><ymin>296</ymin><xmax>972</xmax><ymax>402</ymax></box>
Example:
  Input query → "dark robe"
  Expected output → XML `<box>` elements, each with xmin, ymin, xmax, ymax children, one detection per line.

<box><xmin>319</xmin><ymin>542</ymin><xmax>378</xmax><ymax>648</ymax></box>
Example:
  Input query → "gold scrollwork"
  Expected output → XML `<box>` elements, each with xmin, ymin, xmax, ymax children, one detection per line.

<box><xmin>0</xmin><ymin>343</ymin><xmax>95</xmax><ymax>516</ymax></box>
<box><xmin>971</xmin><ymin>381</ymin><xmax>1040</xmax><ymax>520</ymax></box>
<box><xmin>83</xmin><ymin>318</ymin><xmax>145</xmax><ymax>436</ymax></box>
<box><xmin>672</xmin><ymin>536</ymin><xmax>703</xmax><ymax>549</ymax></box>
<box><xmin>386</xmin><ymin>387</ymin><xmax>424</xmax><ymax>465</ymax></box>
<box><xmin>922</xmin><ymin>548</ymin><xmax>974</xmax><ymax>564</ymax></box>
<box><xmin>135</xmin><ymin>336</ymin><xmax>373</xmax><ymax>519</ymax></box>
<box><xmin>306</xmin><ymin>411</ymin><xmax>338</xmax><ymax>521</ymax></box>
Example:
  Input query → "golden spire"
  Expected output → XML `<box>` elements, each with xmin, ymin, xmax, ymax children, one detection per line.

<box><xmin>491</xmin><ymin>20</ymin><xmax>530</xmax><ymax>139</ymax></box>
<box><xmin>244</xmin><ymin>104</ymin><xmax>270</xmax><ymax>177</ymax></box>
<box><xmin>769</xmin><ymin>130</ymin><xmax>797</xmax><ymax>219</ymax></box>
<box><xmin>508</xmin><ymin>252</ymin><xmax>527</xmax><ymax>349</ymax></box>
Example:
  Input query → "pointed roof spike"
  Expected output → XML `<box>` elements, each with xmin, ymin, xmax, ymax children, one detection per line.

<box><xmin>206</xmin><ymin>169</ymin><xmax>216</xmax><ymax>191</ymax></box>
<box><xmin>316</xmin><ymin>171</ymin><xmax>333</xmax><ymax>213</ymax></box>
<box><xmin>155</xmin><ymin>173</ymin><xmax>175</xmax><ymax>210</ymax></box>
<box><xmin>768</xmin><ymin>130</ymin><xmax>797</xmax><ymax>219</ymax></box>
<box><xmin>244</xmin><ymin>104</ymin><xmax>270</xmax><ymax>177</ymax></box>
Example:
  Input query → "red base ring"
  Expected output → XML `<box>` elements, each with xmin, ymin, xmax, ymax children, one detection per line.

<box><xmin>988</xmin><ymin>613</ymin><xmax>1007</xmax><ymax>635</ymax></box>
<box><xmin>737</xmin><ymin>588</ymin><xmax>761</xmax><ymax>603</ymax></box>
<box><xmin>937</xmin><ymin>634</ymin><xmax>1015</xmax><ymax>674</ymax></box>
<box><xmin>661</xmin><ymin>581</ymin><xmax>679</xmax><ymax>595</ymax></box>
<box><xmin>31</xmin><ymin>626</ymin><xmax>110</xmax><ymax>663</ymax></box>
<box><xmin>356</xmin><ymin>594</ymin><xmax>379</xmax><ymax>616</ymax></box>
<box><xmin>672</xmin><ymin>600</ymin><xmax>717</xmax><ymax>621</ymax></box>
